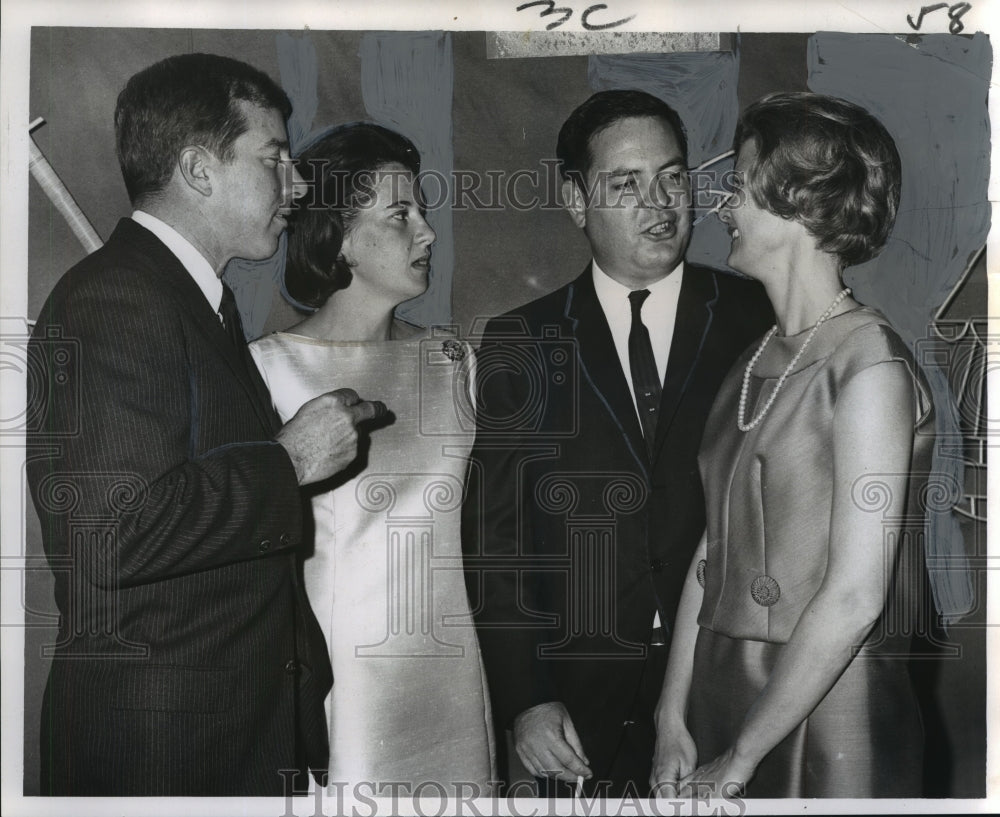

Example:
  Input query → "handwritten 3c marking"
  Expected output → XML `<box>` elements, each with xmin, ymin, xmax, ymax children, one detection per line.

<box><xmin>516</xmin><ymin>1</ymin><xmax>636</xmax><ymax>31</ymax></box>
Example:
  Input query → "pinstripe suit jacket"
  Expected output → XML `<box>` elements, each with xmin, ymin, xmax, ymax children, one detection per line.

<box><xmin>26</xmin><ymin>218</ymin><xmax>332</xmax><ymax>795</ymax></box>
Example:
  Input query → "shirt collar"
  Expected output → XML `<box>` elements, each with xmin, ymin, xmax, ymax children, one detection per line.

<box><xmin>131</xmin><ymin>210</ymin><xmax>223</xmax><ymax>312</ymax></box>
<box><xmin>591</xmin><ymin>259</ymin><xmax>684</xmax><ymax>303</ymax></box>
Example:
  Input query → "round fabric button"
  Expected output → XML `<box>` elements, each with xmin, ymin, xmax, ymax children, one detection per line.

<box><xmin>258</xmin><ymin>539</ymin><xmax>271</xmax><ymax>553</ymax></box>
<box><xmin>696</xmin><ymin>559</ymin><xmax>706</xmax><ymax>588</ymax></box>
<box><xmin>279</xmin><ymin>532</ymin><xmax>290</xmax><ymax>547</ymax></box>
<box><xmin>284</xmin><ymin>660</ymin><xmax>298</xmax><ymax>674</ymax></box>
<box><xmin>750</xmin><ymin>575</ymin><xmax>780</xmax><ymax>607</ymax></box>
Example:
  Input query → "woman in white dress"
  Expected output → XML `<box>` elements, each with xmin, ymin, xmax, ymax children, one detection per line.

<box><xmin>250</xmin><ymin>123</ymin><xmax>494</xmax><ymax>795</ymax></box>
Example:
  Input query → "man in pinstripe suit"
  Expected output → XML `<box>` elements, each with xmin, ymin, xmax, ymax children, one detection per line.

<box><xmin>26</xmin><ymin>53</ymin><xmax>382</xmax><ymax>796</ymax></box>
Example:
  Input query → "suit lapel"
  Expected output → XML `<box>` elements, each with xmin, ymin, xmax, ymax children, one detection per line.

<box><xmin>565</xmin><ymin>267</ymin><xmax>648</xmax><ymax>471</ymax></box>
<box><xmin>651</xmin><ymin>265</ymin><xmax>719</xmax><ymax>462</ymax></box>
<box><xmin>115</xmin><ymin>219</ymin><xmax>278</xmax><ymax>433</ymax></box>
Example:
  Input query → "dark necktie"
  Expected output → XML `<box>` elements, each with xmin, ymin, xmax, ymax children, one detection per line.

<box><xmin>628</xmin><ymin>289</ymin><xmax>662</xmax><ymax>451</ymax></box>
<box><xmin>218</xmin><ymin>282</ymin><xmax>282</xmax><ymax>429</ymax></box>
<box><xmin>218</xmin><ymin>283</ymin><xmax>246</xmax><ymax>349</ymax></box>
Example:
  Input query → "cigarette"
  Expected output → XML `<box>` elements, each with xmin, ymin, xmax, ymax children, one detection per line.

<box><xmin>575</xmin><ymin>775</ymin><xmax>584</xmax><ymax>798</ymax></box>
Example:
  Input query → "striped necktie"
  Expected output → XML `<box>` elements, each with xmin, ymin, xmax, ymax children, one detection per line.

<box><xmin>628</xmin><ymin>289</ymin><xmax>661</xmax><ymax>451</ymax></box>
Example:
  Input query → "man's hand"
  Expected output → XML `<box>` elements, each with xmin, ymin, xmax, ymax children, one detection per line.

<box><xmin>276</xmin><ymin>388</ymin><xmax>387</xmax><ymax>485</ymax></box>
<box><xmin>513</xmin><ymin>702</ymin><xmax>592</xmax><ymax>784</ymax></box>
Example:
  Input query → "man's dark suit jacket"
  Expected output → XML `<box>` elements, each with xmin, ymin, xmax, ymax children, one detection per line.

<box><xmin>26</xmin><ymin>218</ymin><xmax>332</xmax><ymax>796</ymax></box>
<box><xmin>462</xmin><ymin>263</ymin><xmax>773</xmax><ymax>789</ymax></box>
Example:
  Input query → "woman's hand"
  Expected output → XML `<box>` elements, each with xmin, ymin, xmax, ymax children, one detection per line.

<box><xmin>677</xmin><ymin>747</ymin><xmax>757</xmax><ymax>799</ymax></box>
<box><xmin>649</xmin><ymin>721</ymin><xmax>697</xmax><ymax>794</ymax></box>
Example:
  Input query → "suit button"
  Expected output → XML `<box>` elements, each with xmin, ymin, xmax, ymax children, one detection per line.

<box><xmin>285</xmin><ymin>660</ymin><xmax>298</xmax><ymax>674</ymax></box>
<box><xmin>279</xmin><ymin>533</ymin><xmax>290</xmax><ymax>547</ymax></box>
<box><xmin>650</xmin><ymin>559</ymin><xmax>664</xmax><ymax>573</ymax></box>
<box><xmin>258</xmin><ymin>539</ymin><xmax>271</xmax><ymax>553</ymax></box>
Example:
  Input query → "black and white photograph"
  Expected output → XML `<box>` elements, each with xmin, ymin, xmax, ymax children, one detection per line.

<box><xmin>0</xmin><ymin>1</ymin><xmax>995</xmax><ymax>814</ymax></box>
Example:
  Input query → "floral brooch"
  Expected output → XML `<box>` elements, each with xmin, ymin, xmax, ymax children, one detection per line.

<box><xmin>442</xmin><ymin>339</ymin><xmax>465</xmax><ymax>361</ymax></box>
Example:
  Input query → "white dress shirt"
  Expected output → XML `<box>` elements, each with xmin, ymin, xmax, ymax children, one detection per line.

<box><xmin>592</xmin><ymin>260</ymin><xmax>684</xmax><ymax>636</ymax></box>
<box><xmin>132</xmin><ymin>210</ymin><xmax>223</xmax><ymax>314</ymax></box>
<box><xmin>591</xmin><ymin>259</ymin><xmax>685</xmax><ymax>421</ymax></box>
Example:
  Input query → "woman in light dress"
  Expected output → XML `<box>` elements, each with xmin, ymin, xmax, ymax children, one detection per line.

<box><xmin>651</xmin><ymin>92</ymin><xmax>932</xmax><ymax>797</ymax></box>
<box><xmin>250</xmin><ymin>123</ymin><xmax>494</xmax><ymax>795</ymax></box>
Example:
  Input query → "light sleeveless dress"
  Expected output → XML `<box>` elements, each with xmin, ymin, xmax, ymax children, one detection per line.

<box><xmin>250</xmin><ymin>326</ymin><xmax>495</xmax><ymax>795</ymax></box>
<box><xmin>692</xmin><ymin>308</ymin><xmax>933</xmax><ymax>797</ymax></box>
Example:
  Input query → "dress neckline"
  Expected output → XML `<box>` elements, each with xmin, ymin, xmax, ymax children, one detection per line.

<box><xmin>772</xmin><ymin>304</ymin><xmax>867</xmax><ymax>340</ymax></box>
<box><xmin>268</xmin><ymin>320</ymin><xmax>430</xmax><ymax>346</ymax></box>
<box><xmin>751</xmin><ymin>306</ymin><xmax>884</xmax><ymax>379</ymax></box>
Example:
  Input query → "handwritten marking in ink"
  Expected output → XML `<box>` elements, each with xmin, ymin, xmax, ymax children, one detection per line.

<box><xmin>516</xmin><ymin>1</ymin><xmax>636</xmax><ymax>31</ymax></box>
<box><xmin>907</xmin><ymin>2</ymin><xmax>972</xmax><ymax>34</ymax></box>
<box><xmin>516</xmin><ymin>1</ymin><xmax>572</xmax><ymax>30</ymax></box>
<box><xmin>581</xmin><ymin>4</ymin><xmax>636</xmax><ymax>30</ymax></box>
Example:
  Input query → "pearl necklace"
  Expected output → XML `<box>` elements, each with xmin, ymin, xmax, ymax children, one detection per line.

<box><xmin>738</xmin><ymin>287</ymin><xmax>852</xmax><ymax>432</ymax></box>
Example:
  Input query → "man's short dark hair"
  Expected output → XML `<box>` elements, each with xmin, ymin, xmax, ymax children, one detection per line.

<box><xmin>556</xmin><ymin>89</ymin><xmax>689</xmax><ymax>188</ymax></box>
<box><xmin>284</xmin><ymin>123</ymin><xmax>422</xmax><ymax>310</ymax></box>
<box><xmin>114</xmin><ymin>53</ymin><xmax>292</xmax><ymax>206</ymax></box>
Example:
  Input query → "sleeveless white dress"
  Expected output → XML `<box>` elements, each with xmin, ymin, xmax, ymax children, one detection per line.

<box><xmin>250</xmin><ymin>326</ymin><xmax>495</xmax><ymax>795</ymax></box>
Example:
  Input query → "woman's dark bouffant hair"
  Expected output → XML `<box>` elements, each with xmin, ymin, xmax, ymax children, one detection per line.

<box><xmin>284</xmin><ymin>123</ymin><xmax>421</xmax><ymax>309</ymax></box>
<box><xmin>734</xmin><ymin>92</ymin><xmax>901</xmax><ymax>268</ymax></box>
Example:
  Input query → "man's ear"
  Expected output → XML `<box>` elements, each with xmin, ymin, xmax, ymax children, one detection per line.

<box><xmin>177</xmin><ymin>146</ymin><xmax>213</xmax><ymax>197</ymax></box>
<box><xmin>561</xmin><ymin>178</ymin><xmax>587</xmax><ymax>230</ymax></box>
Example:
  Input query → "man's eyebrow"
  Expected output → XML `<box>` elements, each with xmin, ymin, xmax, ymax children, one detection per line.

<box><xmin>261</xmin><ymin>137</ymin><xmax>290</xmax><ymax>151</ymax></box>
<box><xmin>605</xmin><ymin>157</ymin><xmax>685</xmax><ymax>177</ymax></box>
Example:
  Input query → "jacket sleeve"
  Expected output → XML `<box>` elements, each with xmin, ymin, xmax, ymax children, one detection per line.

<box><xmin>461</xmin><ymin>322</ymin><xmax>559</xmax><ymax>729</ymax></box>
<box><xmin>26</xmin><ymin>267</ymin><xmax>303</xmax><ymax>589</ymax></box>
